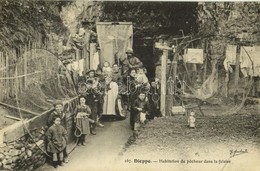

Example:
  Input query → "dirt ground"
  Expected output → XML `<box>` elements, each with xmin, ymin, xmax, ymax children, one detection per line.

<box><xmin>119</xmin><ymin>104</ymin><xmax>260</xmax><ymax>171</ymax></box>
<box><xmin>35</xmin><ymin>103</ymin><xmax>260</xmax><ymax>171</ymax></box>
<box><xmin>37</xmin><ymin>116</ymin><xmax>133</xmax><ymax>171</ymax></box>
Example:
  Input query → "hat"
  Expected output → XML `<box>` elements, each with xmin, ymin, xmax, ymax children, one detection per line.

<box><xmin>86</xmin><ymin>70</ymin><xmax>95</xmax><ymax>75</ymax></box>
<box><xmin>53</xmin><ymin>101</ymin><xmax>63</xmax><ymax>107</ymax></box>
<box><xmin>126</xmin><ymin>48</ymin><xmax>134</xmax><ymax>54</ymax></box>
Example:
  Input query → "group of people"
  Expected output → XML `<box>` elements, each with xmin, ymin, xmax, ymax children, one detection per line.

<box><xmin>77</xmin><ymin>47</ymin><xmax>162</xmax><ymax>130</ymax></box>
<box><xmin>44</xmin><ymin>48</ymin><xmax>162</xmax><ymax>168</ymax></box>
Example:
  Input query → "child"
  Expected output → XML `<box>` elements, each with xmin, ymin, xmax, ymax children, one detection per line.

<box><xmin>128</xmin><ymin>69</ymin><xmax>139</xmax><ymax>129</ymax></box>
<box><xmin>47</xmin><ymin>102</ymin><xmax>69</xmax><ymax>163</ymax></box>
<box><xmin>47</xmin><ymin>102</ymin><xmax>66</xmax><ymax>128</ymax></box>
<box><xmin>149</xmin><ymin>78</ymin><xmax>161</xmax><ymax>119</ymax></box>
<box><xmin>132</xmin><ymin>91</ymin><xmax>150</xmax><ymax>131</ymax></box>
<box><xmin>136</xmin><ymin>67</ymin><xmax>149</xmax><ymax>85</ymax></box>
<box><xmin>75</xmin><ymin>96</ymin><xmax>91</xmax><ymax>146</ymax></box>
<box><xmin>102</xmin><ymin>61</ymin><xmax>113</xmax><ymax>77</ymax></box>
<box><xmin>46</xmin><ymin>116</ymin><xmax>68</xmax><ymax>168</ymax></box>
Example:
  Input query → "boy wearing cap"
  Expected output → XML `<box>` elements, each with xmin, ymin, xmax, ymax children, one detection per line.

<box><xmin>46</xmin><ymin>116</ymin><xmax>68</xmax><ymax>168</ymax></box>
<box><xmin>47</xmin><ymin>102</ymin><xmax>67</xmax><ymax>128</ymax></box>
<box><xmin>47</xmin><ymin>102</ymin><xmax>69</xmax><ymax>163</ymax></box>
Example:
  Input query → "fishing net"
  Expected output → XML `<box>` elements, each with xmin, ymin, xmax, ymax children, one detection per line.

<box><xmin>5</xmin><ymin>49</ymin><xmax>77</xmax><ymax>114</ymax></box>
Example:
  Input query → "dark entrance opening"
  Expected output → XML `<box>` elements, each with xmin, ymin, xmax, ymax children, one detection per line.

<box><xmin>134</xmin><ymin>37</ymin><xmax>155</xmax><ymax>80</ymax></box>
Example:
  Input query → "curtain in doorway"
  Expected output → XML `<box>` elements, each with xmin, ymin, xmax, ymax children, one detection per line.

<box><xmin>96</xmin><ymin>23</ymin><xmax>133</xmax><ymax>67</ymax></box>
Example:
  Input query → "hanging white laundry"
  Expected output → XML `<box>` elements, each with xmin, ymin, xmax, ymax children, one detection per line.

<box><xmin>93</xmin><ymin>52</ymin><xmax>100</xmax><ymax>70</ymax></box>
<box><xmin>72</xmin><ymin>60</ymin><xmax>79</xmax><ymax>72</ymax></box>
<box><xmin>78</xmin><ymin>59</ymin><xmax>85</xmax><ymax>76</ymax></box>
<box><xmin>183</xmin><ymin>48</ymin><xmax>204</xmax><ymax>64</ymax></box>
<box><xmin>223</xmin><ymin>45</ymin><xmax>237</xmax><ymax>72</ymax></box>
<box><xmin>66</xmin><ymin>63</ymin><xmax>72</xmax><ymax>71</ymax></box>
<box><xmin>240</xmin><ymin>46</ymin><xmax>254</xmax><ymax>77</ymax></box>
<box><xmin>253</xmin><ymin>46</ymin><xmax>260</xmax><ymax>77</ymax></box>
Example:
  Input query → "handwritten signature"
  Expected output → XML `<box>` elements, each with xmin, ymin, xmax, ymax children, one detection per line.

<box><xmin>230</xmin><ymin>149</ymin><xmax>248</xmax><ymax>158</ymax></box>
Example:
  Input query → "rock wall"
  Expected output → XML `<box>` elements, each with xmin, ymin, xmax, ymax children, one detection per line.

<box><xmin>0</xmin><ymin>129</ymin><xmax>45</xmax><ymax>170</ymax></box>
<box><xmin>0</xmin><ymin>97</ymin><xmax>78</xmax><ymax>170</ymax></box>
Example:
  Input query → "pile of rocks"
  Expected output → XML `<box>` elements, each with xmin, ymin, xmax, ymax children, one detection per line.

<box><xmin>0</xmin><ymin>128</ymin><xmax>46</xmax><ymax>170</ymax></box>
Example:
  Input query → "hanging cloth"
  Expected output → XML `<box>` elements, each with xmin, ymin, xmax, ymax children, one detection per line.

<box><xmin>183</xmin><ymin>48</ymin><xmax>204</xmax><ymax>64</ymax></box>
<box><xmin>240</xmin><ymin>46</ymin><xmax>254</xmax><ymax>77</ymax></box>
<box><xmin>96</xmin><ymin>23</ymin><xmax>133</xmax><ymax>66</ymax></box>
<box><xmin>93</xmin><ymin>52</ymin><xmax>100</xmax><ymax>70</ymax></box>
<box><xmin>223</xmin><ymin>45</ymin><xmax>237</xmax><ymax>73</ymax></box>
<box><xmin>78</xmin><ymin>59</ymin><xmax>85</xmax><ymax>76</ymax></box>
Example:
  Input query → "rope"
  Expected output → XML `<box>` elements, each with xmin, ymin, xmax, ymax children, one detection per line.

<box><xmin>74</xmin><ymin>126</ymin><xmax>83</xmax><ymax>138</ymax></box>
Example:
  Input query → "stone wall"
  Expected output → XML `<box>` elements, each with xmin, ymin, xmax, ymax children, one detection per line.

<box><xmin>0</xmin><ymin>129</ymin><xmax>45</xmax><ymax>170</ymax></box>
<box><xmin>0</xmin><ymin>97</ymin><xmax>78</xmax><ymax>170</ymax></box>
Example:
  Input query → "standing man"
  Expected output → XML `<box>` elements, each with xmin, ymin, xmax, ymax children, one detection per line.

<box><xmin>84</xmin><ymin>79</ymin><xmax>99</xmax><ymax>135</ymax></box>
<box><xmin>121</xmin><ymin>48</ymin><xmax>143</xmax><ymax>79</ymax></box>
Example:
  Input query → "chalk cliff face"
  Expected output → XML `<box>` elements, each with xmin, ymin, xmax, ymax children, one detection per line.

<box><xmin>60</xmin><ymin>0</ymin><xmax>101</xmax><ymax>36</ymax></box>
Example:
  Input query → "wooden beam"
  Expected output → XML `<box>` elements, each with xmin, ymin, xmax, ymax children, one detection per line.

<box><xmin>234</xmin><ymin>45</ymin><xmax>240</xmax><ymax>93</ymax></box>
<box><xmin>5</xmin><ymin>115</ymin><xmax>22</xmax><ymax>121</ymax></box>
<box><xmin>0</xmin><ymin>102</ymin><xmax>40</xmax><ymax>116</ymax></box>
<box><xmin>96</xmin><ymin>22</ymin><xmax>132</xmax><ymax>25</ymax></box>
<box><xmin>155</xmin><ymin>44</ymin><xmax>172</xmax><ymax>51</ymax></box>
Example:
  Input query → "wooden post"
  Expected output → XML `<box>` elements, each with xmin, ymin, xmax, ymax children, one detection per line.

<box><xmin>203</xmin><ymin>57</ymin><xmax>208</xmax><ymax>83</ymax></box>
<box><xmin>224</xmin><ymin>71</ymin><xmax>229</xmax><ymax>97</ymax></box>
<box><xmin>155</xmin><ymin>42</ymin><xmax>172</xmax><ymax>116</ymax></box>
<box><xmin>161</xmin><ymin>48</ymin><xmax>168</xmax><ymax>116</ymax></box>
<box><xmin>234</xmin><ymin>45</ymin><xmax>240</xmax><ymax>94</ymax></box>
<box><xmin>24</xmin><ymin>45</ymin><xmax>27</xmax><ymax>88</ymax></box>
